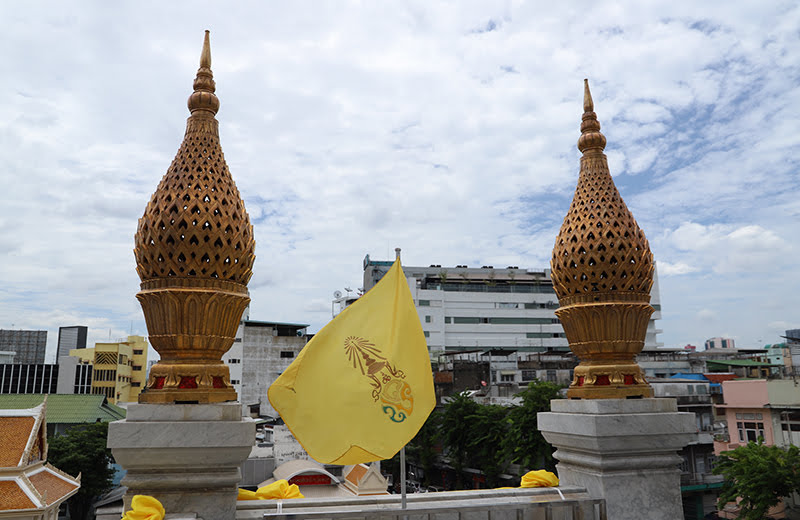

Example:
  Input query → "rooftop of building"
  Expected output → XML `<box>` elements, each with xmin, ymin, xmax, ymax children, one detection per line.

<box><xmin>0</xmin><ymin>394</ymin><xmax>126</xmax><ymax>424</ymax></box>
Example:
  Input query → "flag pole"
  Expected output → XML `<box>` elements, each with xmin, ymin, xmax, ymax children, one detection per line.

<box><xmin>395</xmin><ymin>247</ymin><xmax>408</xmax><ymax>511</ymax></box>
<box><xmin>400</xmin><ymin>446</ymin><xmax>407</xmax><ymax>509</ymax></box>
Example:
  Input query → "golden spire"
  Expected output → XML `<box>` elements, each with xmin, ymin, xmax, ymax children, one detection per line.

<box><xmin>133</xmin><ymin>31</ymin><xmax>255</xmax><ymax>403</ymax></box>
<box><xmin>188</xmin><ymin>30</ymin><xmax>219</xmax><ymax>116</ymax></box>
<box><xmin>550</xmin><ymin>80</ymin><xmax>654</xmax><ymax>399</ymax></box>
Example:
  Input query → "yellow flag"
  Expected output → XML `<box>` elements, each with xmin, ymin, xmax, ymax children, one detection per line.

<box><xmin>268</xmin><ymin>258</ymin><xmax>435</xmax><ymax>465</ymax></box>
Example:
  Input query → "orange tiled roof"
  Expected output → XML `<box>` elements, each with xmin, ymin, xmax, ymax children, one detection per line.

<box><xmin>29</xmin><ymin>470</ymin><xmax>78</xmax><ymax>505</ymax></box>
<box><xmin>345</xmin><ymin>464</ymin><xmax>368</xmax><ymax>486</ymax></box>
<box><xmin>0</xmin><ymin>417</ymin><xmax>35</xmax><ymax>467</ymax></box>
<box><xmin>0</xmin><ymin>480</ymin><xmax>36</xmax><ymax>511</ymax></box>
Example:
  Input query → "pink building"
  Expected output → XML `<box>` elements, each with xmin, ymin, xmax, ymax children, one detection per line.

<box><xmin>705</xmin><ymin>337</ymin><xmax>735</xmax><ymax>350</ymax></box>
<box><xmin>714</xmin><ymin>379</ymin><xmax>800</xmax><ymax>518</ymax></box>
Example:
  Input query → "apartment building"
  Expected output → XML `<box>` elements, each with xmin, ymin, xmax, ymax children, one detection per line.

<box><xmin>69</xmin><ymin>335</ymin><xmax>148</xmax><ymax>404</ymax></box>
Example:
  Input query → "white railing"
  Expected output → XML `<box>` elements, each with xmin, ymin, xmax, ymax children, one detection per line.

<box><xmin>236</xmin><ymin>487</ymin><xmax>606</xmax><ymax>520</ymax></box>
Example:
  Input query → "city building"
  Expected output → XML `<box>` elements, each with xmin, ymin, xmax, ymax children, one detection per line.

<box><xmin>56</xmin><ymin>325</ymin><xmax>88</xmax><ymax>359</ymax></box>
<box><xmin>222</xmin><ymin>319</ymin><xmax>309</xmax><ymax>418</ymax></box>
<box><xmin>68</xmin><ymin>335</ymin><xmax>148</xmax><ymax>404</ymax></box>
<box><xmin>713</xmin><ymin>379</ymin><xmax>800</xmax><ymax>518</ymax></box>
<box><xmin>361</xmin><ymin>257</ymin><xmax>663</xmax><ymax>357</ymax></box>
<box><xmin>0</xmin><ymin>363</ymin><xmax>60</xmax><ymax>394</ymax></box>
<box><xmin>0</xmin><ymin>329</ymin><xmax>47</xmax><ymax>364</ymax></box>
<box><xmin>0</xmin><ymin>402</ymin><xmax>80</xmax><ymax>518</ymax></box>
<box><xmin>704</xmin><ymin>337</ymin><xmax>735</xmax><ymax>350</ymax></box>
<box><xmin>650</xmin><ymin>377</ymin><xmax>722</xmax><ymax>520</ymax></box>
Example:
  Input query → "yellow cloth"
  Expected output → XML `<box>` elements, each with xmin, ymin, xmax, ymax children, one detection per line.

<box><xmin>520</xmin><ymin>470</ymin><xmax>559</xmax><ymax>488</ymax></box>
<box><xmin>121</xmin><ymin>495</ymin><xmax>165</xmax><ymax>520</ymax></box>
<box><xmin>238</xmin><ymin>480</ymin><xmax>304</xmax><ymax>500</ymax></box>
<box><xmin>268</xmin><ymin>258</ymin><xmax>436</xmax><ymax>464</ymax></box>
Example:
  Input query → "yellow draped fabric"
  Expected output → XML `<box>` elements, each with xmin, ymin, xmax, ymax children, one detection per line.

<box><xmin>268</xmin><ymin>258</ymin><xmax>435</xmax><ymax>465</ymax></box>
<box><xmin>520</xmin><ymin>470</ymin><xmax>559</xmax><ymax>488</ymax></box>
<box><xmin>121</xmin><ymin>495</ymin><xmax>165</xmax><ymax>520</ymax></box>
<box><xmin>237</xmin><ymin>480</ymin><xmax>304</xmax><ymax>500</ymax></box>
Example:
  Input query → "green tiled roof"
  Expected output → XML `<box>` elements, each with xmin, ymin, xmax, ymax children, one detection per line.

<box><xmin>706</xmin><ymin>359</ymin><xmax>780</xmax><ymax>367</ymax></box>
<box><xmin>0</xmin><ymin>394</ymin><xmax>126</xmax><ymax>424</ymax></box>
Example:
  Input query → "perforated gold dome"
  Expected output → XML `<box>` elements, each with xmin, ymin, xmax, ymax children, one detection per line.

<box><xmin>134</xmin><ymin>31</ymin><xmax>255</xmax><ymax>286</ymax></box>
<box><xmin>133</xmin><ymin>31</ymin><xmax>254</xmax><ymax>404</ymax></box>
<box><xmin>550</xmin><ymin>80</ymin><xmax>654</xmax><ymax>399</ymax></box>
<box><xmin>551</xmin><ymin>80</ymin><xmax>654</xmax><ymax>307</ymax></box>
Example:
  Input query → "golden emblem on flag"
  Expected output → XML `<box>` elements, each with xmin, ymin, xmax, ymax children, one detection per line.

<box><xmin>344</xmin><ymin>336</ymin><xmax>414</xmax><ymax>422</ymax></box>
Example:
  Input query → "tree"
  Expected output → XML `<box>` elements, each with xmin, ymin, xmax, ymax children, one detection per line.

<box><xmin>466</xmin><ymin>404</ymin><xmax>509</xmax><ymax>487</ymax></box>
<box><xmin>47</xmin><ymin>421</ymin><xmax>116</xmax><ymax>520</ymax></box>
<box><xmin>502</xmin><ymin>379</ymin><xmax>562</xmax><ymax>473</ymax></box>
<box><xmin>713</xmin><ymin>441</ymin><xmax>800</xmax><ymax>520</ymax></box>
<box><xmin>439</xmin><ymin>392</ymin><xmax>481</xmax><ymax>488</ymax></box>
<box><xmin>405</xmin><ymin>410</ymin><xmax>441</xmax><ymax>486</ymax></box>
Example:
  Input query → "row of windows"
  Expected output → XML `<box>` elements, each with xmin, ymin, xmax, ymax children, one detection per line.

<box><xmin>526</xmin><ymin>332</ymin><xmax>566</xmax><ymax>339</ymax></box>
<box><xmin>231</xmin><ymin>379</ymin><xmax>240</xmax><ymax>385</ymax></box>
<box><xmin>443</xmin><ymin>317</ymin><xmax>560</xmax><ymax>325</ymax></box>
<box><xmin>227</xmin><ymin>358</ymin><xmax>241</xmax><ymax>364</ymax></box>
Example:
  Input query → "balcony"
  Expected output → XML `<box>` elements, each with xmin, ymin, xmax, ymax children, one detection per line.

<box><xmin>236</xmin><ymin>487</ymin><xmax>606</xmax><ymax>520</ymax></box>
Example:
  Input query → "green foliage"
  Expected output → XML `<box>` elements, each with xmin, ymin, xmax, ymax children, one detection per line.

<box><xmin>439</xmin><ymin>392</ymin><xmax>480</xmax><ymax>487</ymax></box>
<box><xmin>466</xmin><ymin>404</ymin><xmax>509</xmax><ymax>487</ymax></box>
<box><xmin>502</xmin><ymin>380</ymin><xmax>563</xmax><ymax>473</ymax></box>
<box><xmin>713</xmin><ymin>441</ymin><xmax>800</xmax><ymax>520</ymax></box>
<box><xmin>398</xmin><ymin>380</ymin><xmax>562</xmax><ymax>490</ymax></box>
<box><xmin>47</xmin><ymin>422</ymin><xmax>116</xmax><ymax>520</ymax></box>
<box><xmin>406</xmin><ymin>410</ymin><xmax>441</xmax><ymax>486</ymax></box>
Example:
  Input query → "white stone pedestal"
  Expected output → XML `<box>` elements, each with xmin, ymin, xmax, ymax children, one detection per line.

<box><xmin>108</xmin><ymin>403</ymin><xmax>255</xmax><ymax>520</ymax></box>
<box><xmin>538</xmin><ymin>399</ymin><xmax>695</xmax><ymax>520</ymax></box>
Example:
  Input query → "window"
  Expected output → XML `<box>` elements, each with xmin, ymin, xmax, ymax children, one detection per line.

<box><xmin>498</xmin><ymin>303</ymin><xmax>518</xmax><ymax>309</ymax></box>
<box><xmin>133</xmin><ymin>349</ymin><xmax>144</xmax><ymax>355</ymax></box>
<box><xmin>418</xmin><ymin>300</ymin><xmax>430</xmax><ymax>306</ymax></box>
<box><xmin>133</xmin><ymin>365</ymin><xmax>142</xmax><ymax>371</ymax></box>
<box><xmin>425</xmin><ymin>315</ymin><xmax>431</xmax><ymax>323</ymax></box>
<box><xmin>424</xmin><ymin>331</ymin><xmax>430</xmax><ymax>338</ymax></box>
<box><xmin>132</xmin><ymin>382</ymin><xmax>140</xmax><ymax>387</ymax></box>
<box><xmin>280</xmin><ymin>351</ymin><xmax>294</xmax><ymax>359</ymax></box>
<box><xmin>500</xmin><ymin>374</ymin><xmax>515</xmax><ymax>382</ymax></box>
<box><xmin>737</xmin><ymin>421</ymin><xmax>765</xmax><ymax>443</ymax></box>
<box><xmin>227</xmin><ymin>358</ymin><xmax>241</xmax><ymax>364</ymax></box>
<box><xmin>231</xmin><ymin>379</ymin><xmax>240</xmax><ymax>385</ymax></box>
<box><xmin>453</xmin><ymin>317</ymin><xmax>481</xmax><ymax>324</ymax></box>
<box><xmin>444</xmin><ymin>317</ymin><xmax>452</xmax><ymax>324</ymax></box>
<box><xmin>234</xmin><ymin>338</ymin><xmax>242</xmax><ymax>343</ymax></box>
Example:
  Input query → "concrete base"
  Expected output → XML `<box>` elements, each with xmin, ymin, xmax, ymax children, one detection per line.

<box><xmin>108</xmin><ymin>403</ymin><xmax>255</xmax><ymax>520</ymax></box>
<box><xmin>538</xmin><ymin>398</ymin><xmax>696</xmax><ymax>520</ymax></box>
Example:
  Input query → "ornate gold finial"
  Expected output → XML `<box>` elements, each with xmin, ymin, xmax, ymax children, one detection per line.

<box><xmin>133</xmin><ymin>31</ymin><xmax>255</xmax><ymax>403</ymax></box>
<box><xmin>550</xmin><ymin>80</ymin><xmax>654</xmax><ymax>399</ymax></box>
<box><xmin>188</xmin><ymin>30</ymin><xmax>219</xmax><ymax>116</ymax></box>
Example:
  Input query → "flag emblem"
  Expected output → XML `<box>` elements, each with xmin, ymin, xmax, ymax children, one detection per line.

<box><xmin>268</xmin><ymin>256</ymin><xmax>435</xmax><ymax>465</ymax></box>
<box><xmin>343</xmin><ymin>335</ymin><xmax>414</xmax><ymax>423</ymax></box>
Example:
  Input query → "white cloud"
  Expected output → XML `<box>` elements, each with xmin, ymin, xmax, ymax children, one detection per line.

<box><xmin>0</xmin><ymin>1</ymin><xmax>798</xmax><ymax>354</ymax></box>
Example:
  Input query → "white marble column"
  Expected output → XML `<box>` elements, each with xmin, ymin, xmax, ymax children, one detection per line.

<box><xmin>108</xmin><ymin>403</ymin><xmax>254</xmax><ymax>520</ymax></box>
<box><xmin>538</xmin><ymin>399</ymin><xmax>696</xmax><ymax>520</ymax></box>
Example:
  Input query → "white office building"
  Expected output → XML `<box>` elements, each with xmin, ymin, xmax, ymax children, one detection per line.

<box><xmin>361</xmin><ymin>254</ymin><xmax>663</xmax><ymax>358</ymax></box>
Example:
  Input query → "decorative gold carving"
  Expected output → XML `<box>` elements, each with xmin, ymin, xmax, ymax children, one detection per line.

<box><xmin>133</xmin><ymin>31</ymin><xmax>255</xmax><ymax>404</ymax></box>
<box><xmin>551</xmin><ymin>80</ymin><xmax>654</xmax><ymax>399</ymax></box>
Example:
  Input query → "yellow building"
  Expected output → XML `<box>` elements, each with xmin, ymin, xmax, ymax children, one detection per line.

<box><xmin>70</xmin><ymin>335</ymin><xmax>148</xmax><ymax>404</ymax></box>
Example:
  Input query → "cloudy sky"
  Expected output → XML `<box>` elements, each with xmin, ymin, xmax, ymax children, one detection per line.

<box><xmin>1</xmin><ymin>2</ymin><xmax>798</xmax><ymax>360</ymax></box>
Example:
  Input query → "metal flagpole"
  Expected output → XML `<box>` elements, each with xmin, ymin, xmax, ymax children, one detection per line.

<box><xmin>400</xmin><ymin>446</ymin><xmax>407</xmax><ymax>509</ymax></box>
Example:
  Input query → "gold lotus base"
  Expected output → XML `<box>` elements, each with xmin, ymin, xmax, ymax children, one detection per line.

<box><xmin>139</xmin><ymin>362</ymin><xmax>237</xmax><ymax>404</ymax></box>
<box><xmin>567</xmin><ymin>363</ymin><xmax>653</xmax><ymax>399</ymax></box>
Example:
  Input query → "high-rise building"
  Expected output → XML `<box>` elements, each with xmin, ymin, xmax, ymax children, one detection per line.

<box><xmin>0</xmin><ymin>329</ymin><xmax>47</xmax><ymax>364</ymax></box>
<box><xmin>56</xmin><ymin>325</ymin><xmax>88</xmax><ymax>359</ymax></box>
<box><xmin>361</xmin><ymin>256</ymin><xmax>663</xmax><ymax>357</ymax></box>
<box><xmin>69</xmin><ymin>335</ymin><xmax>148</xmax><ymax>404</ymax></box>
